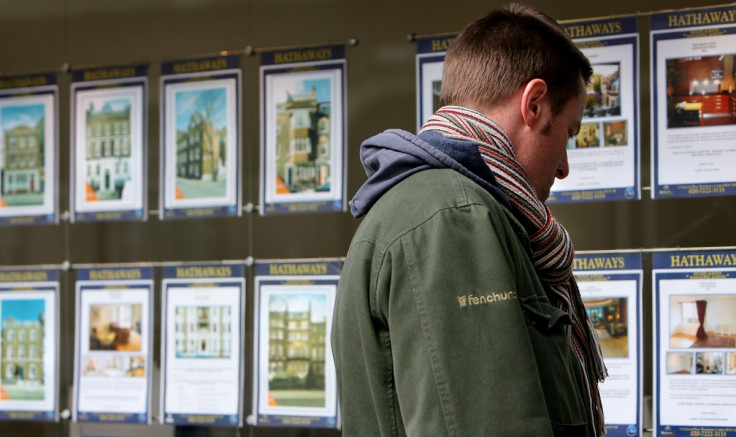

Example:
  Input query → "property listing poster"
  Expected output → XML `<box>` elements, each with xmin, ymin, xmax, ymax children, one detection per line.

<box><xmin>260</xmin><ymin>45</ymin><xmax>346</xmax><ymax>215</ymax></box>
<box><xmin>650</xmin><ymin>6</ymin><xmax>736</xmax><ymax>199</ymax></box>
<box><xmin>415</xmin><ymin>34</ymin><xmax>455</xmax><ymax>131</ymax></box>
<box><xmin>0</xmin><ymin>73</ymin><xmax>58</xmax><ymax>226</ymax></box>
<box><xmin>653</xmin><ymin>249</ymin><xmax>736</xmax><ymax>437</ymax></box>
<box><xmin>551</xmin><ymin>16</ymin><xmax>640</xmax><ymax>204</ymax></box>
<box><xmin>252</xmin><ymin>260</ymin><xmax>340</xmax><ymax>429</ymax></box>
<box><xmin>0</xmin><ymin>268</ymin><xmax>59</xmax><ymax>422</ymax></box>
<box><xmin>573</xmin><ymin>252</ymin><xmax>643</xmax><ymax>437</ymax></box>
<box><xmin>160</xmin><ymin>263</ymin><xmax>245</xmax><ymax>427</ymax></box>
<box><xmin>160</xmin><ymin>56</ymin><xmax>242</xmax><ymax>220</ymax></box>
<box><xmin>70</xmin><ymin>65</ymin><xmax>148</xmax><ymax>223</ymax></box>
<box><xmin>73</xmin><ymin>266</ymin><xmax>153</xmax><ymax>424</ymax></box>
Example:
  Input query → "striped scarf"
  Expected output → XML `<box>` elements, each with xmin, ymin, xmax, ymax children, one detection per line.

<box><xmin>420</xmin><ymin>106</ymin><xmax>607</xmax><ymax>436</ymax></box>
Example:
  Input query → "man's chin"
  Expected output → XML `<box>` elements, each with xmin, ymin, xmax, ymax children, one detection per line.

<box><xmin>535</xmin><ymin>188</ymin><xmax>550</xmax><ymax>203</ymax></box>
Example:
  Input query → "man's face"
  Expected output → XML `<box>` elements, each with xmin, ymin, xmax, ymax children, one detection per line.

<box><xmin>519</xmin><ymin>80</ymin><xmax>586</xmax><ymax>202</ymax></box>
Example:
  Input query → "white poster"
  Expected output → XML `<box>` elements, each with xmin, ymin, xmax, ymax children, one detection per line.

<box><xmin>650</xmin><ymin>6</ymin><xmax>736</xmax><ymax>198</ymax></box>
<box><xmin>259</xmin><ymin>45</ymin><xmax>347</xmax><ymax>215</ymax></box>
<box><xmin>73</xmin><ymin>267</ymin><xmax>153</xmax><ymax>424</ymax></box>
<box><xmin>0</xmin><ymin>269</ymin><xmax>58</xmax><ymax>422</ymax></box>
<box><xmin>0</xmin><ymin>73</ymin><xmax>58</xmax><ymax>226</ymax></box>
<box><xmin>159</xmin><ymin>56</ymin><xmax>242</xmax><ymax>219</ymax></box>
<box><xmin>160</xmin><ymin>264</ymin><xmax>245</xmax><ymax>427</ymax></box>
<box><xmin>551</xmin><ymin>16</ymin><xmax>640</xmax><ymax>203</ymax></box>
<box><xmin>415</xmin><ymin>34</ymin><xmax>454</xmax><ymax>131</ymax></box>
<box><xmin>574</xmin><ymin>252</ymin><xmax>643</xmax><ymax>437</ymax></box>
<box><xmin>252</xmin><ymin>260</ymin><xmax>341</xmax><ymax>429</ymax></box>
<box><xmin>70</xmin><ymin>65</ymin><xmax>147</xmax><ymax>223</ymax></box>
<box><xmin>653</xmin><ymin>250</ymin><xmax>736</xmax><ymax>437</ymax></box>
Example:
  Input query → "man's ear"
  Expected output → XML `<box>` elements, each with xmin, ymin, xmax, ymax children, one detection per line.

<box><xmin>520</xmin><ymin>79</ymin><xmax>548</xmax><ymax>128</ymax></box>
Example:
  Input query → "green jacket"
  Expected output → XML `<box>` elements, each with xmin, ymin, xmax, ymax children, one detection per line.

<box><xmin>333</xmin><ymin>144</ymin><xmax>594</xmax><ymax>435</ymax></box>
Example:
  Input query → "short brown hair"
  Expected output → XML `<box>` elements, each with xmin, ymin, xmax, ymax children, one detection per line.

<box><xmin>440</xmin><ymin>3</ymin><xmax>592</xmax><ymax>115</ymax></box>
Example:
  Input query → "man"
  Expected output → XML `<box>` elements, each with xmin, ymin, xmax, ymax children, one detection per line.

<box><xmin>332</xmin><ymin>3</ymin><xmax>606</xmax><ymax>436</ymax></box>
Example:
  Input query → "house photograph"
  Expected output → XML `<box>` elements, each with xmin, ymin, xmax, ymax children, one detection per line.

<box><xmin>584</xmin><ymin>297</ymin><xmax>629</xmax><ymax>358</ymax></box>
<box><xmin>669</xmin><ymin>295</ymin><xmax>736</xmax><ymax>349</ymax></box>
<box><xmin>666</xmin><ymin>54</ymin><xmax>736</xmax><ymax>128</ymax></box>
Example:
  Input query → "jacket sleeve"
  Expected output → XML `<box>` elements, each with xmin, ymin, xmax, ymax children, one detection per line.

<box><xmin>374</xmin><ymin>202</ymin><xmax>558</xmax><ymax>436</ymax></box>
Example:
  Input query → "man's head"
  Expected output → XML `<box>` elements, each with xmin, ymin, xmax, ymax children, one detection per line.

<box><xmin>440</xmin><ymin>3</ymin><xmax>592</xmax><ymax>115</ymax></box>
<box><xmin>440</xmin><ymin>3</ymin><xmax>591</xmax><ymax>202</ymax></box>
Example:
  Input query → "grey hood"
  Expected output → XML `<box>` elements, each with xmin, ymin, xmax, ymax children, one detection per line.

<box><xmin>350</xmin><ymin>129</ymin><xmax>510</xmax><ymax>217</ymax></box>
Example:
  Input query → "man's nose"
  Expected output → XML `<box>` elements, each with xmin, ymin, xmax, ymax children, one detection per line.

<box><xmin>556</xmin><ymin>152</ymin><xmax>569</xmax><ymax>179</ymax></box>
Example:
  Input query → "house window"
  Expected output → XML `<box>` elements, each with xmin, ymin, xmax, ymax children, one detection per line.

<box><xmin>5</xmin><ymin>364</ymin><xmax>15</xmax><ymax>379</ymax></box>
<box><xmin>682</xmin><ymin>302</ymin><xmax>698</xmax><ymax>324</ymax></box>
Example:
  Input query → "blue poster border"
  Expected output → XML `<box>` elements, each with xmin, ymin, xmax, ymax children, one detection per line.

<box><xmin>415</xmin><ymin>34</ymin><xmax>455</xmax><ymax>131</ymax></box>
<box><xmin>0</xmin><ymin>73</ymin><xmax>59</xmax><ymax>226</ymax></box>
<box><xmin>650</xmin><ymin>7</ymin><xmax>736</xmax><ymax>199</ymax></box>
<box><xmin>549</xmin><ymin>18</ymin><xmax>641</xmax><ymax>204</ymax></box>
<box><xmin>0</xmin><ymin>268</ymin><xmax>59</xmax><ymax>422</ymax></box>
<box><xmin>73</xmin><ymin>266</ymin><xmax>154</xmax><ymax>425</ymax></box>
<box><xmin>574</xmin><ymin>251</ymin><xmax>643</xmax><ymax>437</ymax></box>
<box><xmin>259</xmin><ymin>45</ymin><xmax>347</xmax><ymax>215</ymax></box>
<box><xmin>252</xmin><ymin>260</ymin><xmax>342</xmax><ymax>429</ymax></box>
<box><xmin>652</xmin><ymin>249</ymin><xmax>736</xmax><ymax>437</ymax></box>
<box><xmin>160</xmin><ymin>263</ymin><xmax>245</xmax><ymax>427</ymax></box>
<box><xmin>70</xmin><ymin>65</ymin><xmax>148</xmax><ymax>223</ymax></box>
<box><xmin>159</xmin><ymin>55</ymin><xmax>242</xmax><ymax>220</ymax></box>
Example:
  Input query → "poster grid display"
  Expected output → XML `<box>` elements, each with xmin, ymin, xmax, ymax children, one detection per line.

<box><xmin>160</xmin><ymin>263</ymin><xmax>245</xmax><ymax>427</ymax></box>
<box><xmin>259</xmin><ymin>45</ymin><xmax>347</xmax><ymax>215</ymax></box>
<box><xmin>251</xmin><ymin>260</ymin><xmax>341</xmax><ymax>429</ymax></box>
<box><xmin>73</xmin><ymin>266</ymin><xmax>153</xmax><ymax>424</ymax></box>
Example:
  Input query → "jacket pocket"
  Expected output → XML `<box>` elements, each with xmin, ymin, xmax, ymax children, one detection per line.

<box><xmin>519</xmin><ymin>295</ymin><xmax>590</xmax><ymax>432</ymax></box>
<box><xmin>551</xmin><ymin>423</ymin><xmax>592</xmax><ymax>437</ymax></box>
<box><xmin>520</xmin><ymin>295</ymin><xmax>572</xmax><ymax>332</ymax></box>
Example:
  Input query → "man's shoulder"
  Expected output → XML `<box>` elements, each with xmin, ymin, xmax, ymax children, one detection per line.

<box><xmin>353</xmin><ymin>168</ymin><xmax>509</xmax><ymax>243</ymax></box>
